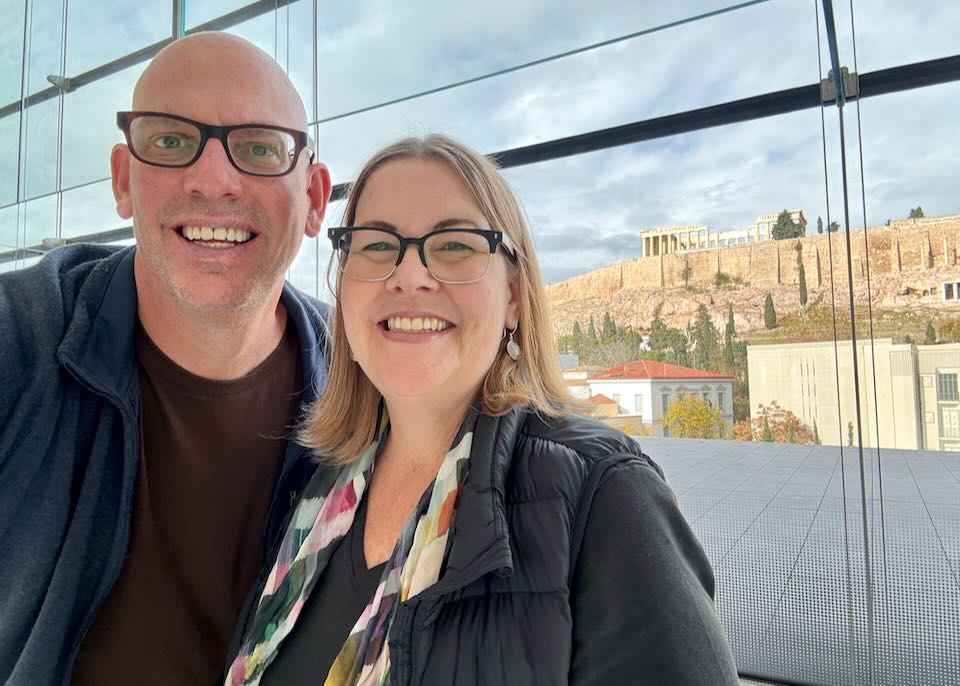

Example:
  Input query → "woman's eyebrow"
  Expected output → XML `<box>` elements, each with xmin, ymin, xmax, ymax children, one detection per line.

<box><xmin>433</xmin><ymin>218</ymin><xmax>480</xmax><ymax>230</ymax></box>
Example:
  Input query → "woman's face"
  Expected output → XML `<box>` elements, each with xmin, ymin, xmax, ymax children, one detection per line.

<box><xmin>339</xmin><ymin>157</ymin><xmax>519</xmax><ymax>413</ymax></box>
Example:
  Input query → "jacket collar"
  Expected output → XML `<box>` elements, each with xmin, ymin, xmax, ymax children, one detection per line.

<box><xmin>424</xmin><ymin>407</ymin><xmax>527</xmax><ymax>596</ymax></box>
<box><xmin>57</xmin><ymin>247</ymin><xmax>140</xmax><ymax>412</ymax></box>
<box><xmin>56</xmin><ymin>246</ymin><xmax>330</xmax><ymax>415</ymax></box>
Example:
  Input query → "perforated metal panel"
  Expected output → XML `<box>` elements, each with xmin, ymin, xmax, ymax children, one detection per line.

<box><xmin>641</xmin><ymin>437</ymin><xmax>960</xmax><ymax>686</ymax></box>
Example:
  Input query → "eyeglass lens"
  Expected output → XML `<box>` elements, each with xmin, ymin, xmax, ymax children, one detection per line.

<box><xmin>340</xmin><ymin>229</ymin><xmax>494</xmax><ymax>283</ymax></box>
<box><xmin>128</xmin><ymin>115</ymin><xmax>297</xmax><ymax>175</ymax></box>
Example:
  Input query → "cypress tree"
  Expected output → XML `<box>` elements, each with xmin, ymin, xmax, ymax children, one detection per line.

<box><xmin>572</xmin><ymin>321</ymin><xmax>583</xmax><ymax>354</ymax></box>
<box><xmin>799</xmin><ymin>262</ymin><xmax>808</xmax><ymax>306</ymax></box>
<box><xmin>763</xmin><ymin>293</ymin><xmax>777</xmax><ymax>329</ymax></box>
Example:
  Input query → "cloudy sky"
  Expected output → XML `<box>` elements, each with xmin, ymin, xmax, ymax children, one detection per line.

<box><xmin>2</xmin><ymin>0</ymin><xmax>958</xmax><ymax>289</ymax></box>
<box><xmin>290</xmin><ymin>0</ymin><xmax>960</xmax><ymax>292</ymax></box>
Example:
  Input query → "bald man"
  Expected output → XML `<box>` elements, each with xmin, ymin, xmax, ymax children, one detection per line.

<box><xmin>0</xmin><ymin>33</ymin><xmax>332</xmax><ymax>685</ymax></box>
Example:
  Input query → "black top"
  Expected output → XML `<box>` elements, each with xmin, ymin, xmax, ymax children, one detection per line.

<box><xmin>260</xmin><ymin>457</ymin><xmax>732</xmax><ymax>684</ymax></box>
<box><xmin>261</xmin><ymin>496</ymin><xmax>386</xmax><ymax>685</ymax></box>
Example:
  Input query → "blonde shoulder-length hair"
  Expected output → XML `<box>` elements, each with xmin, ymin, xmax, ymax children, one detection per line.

<box><xmin>299</xmin><ymin>134</ymin><xmax>580</xmax><ymax>464</ymax></box>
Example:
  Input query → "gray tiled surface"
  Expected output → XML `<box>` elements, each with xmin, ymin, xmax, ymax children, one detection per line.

<box><xmin>641</xmin><ymin>438</ymin><xmax>960</xmax><ymax>686</ymax></box>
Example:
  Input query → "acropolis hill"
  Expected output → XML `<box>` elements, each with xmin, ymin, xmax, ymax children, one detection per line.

<box><xmin>545</xmin><ymin>214</ymin><xmax>960</xmax><ymax>336</ymax></box>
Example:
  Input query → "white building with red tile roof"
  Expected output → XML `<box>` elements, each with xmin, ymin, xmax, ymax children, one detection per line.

<box><xmin>585</xmin><ymin>359</ymin><xmax>734</xmax><ymax>436</ymax></box>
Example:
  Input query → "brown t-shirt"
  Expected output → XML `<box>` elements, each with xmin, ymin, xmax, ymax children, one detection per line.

<box><xmin>72</xmin><ymin>320</ymin><xmax>301</xmax><ymax>685</ymax></box>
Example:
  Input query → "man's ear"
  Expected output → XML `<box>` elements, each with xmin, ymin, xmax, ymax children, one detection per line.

<box><xmin>111</xmin><ymin>144</ymin><xmax>133</xmax><ymax>220</ymax></box>
<box><xmin>304</xmin><ymin>162</ymin><xmax>332</xmax><ymax>238</ymax></box>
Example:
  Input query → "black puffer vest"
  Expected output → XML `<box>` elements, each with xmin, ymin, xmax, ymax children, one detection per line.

<box><xmin>384</xmin><ymin>407</ymin><xmax>656</xmax><ymax>685</ymax></box>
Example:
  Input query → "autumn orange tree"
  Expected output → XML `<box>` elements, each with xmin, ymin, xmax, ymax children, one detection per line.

<box><xmin>731</xmin><ymin>401</ymin><xmax>815</xmax><ymax>443</ymax></box>
<box><xmin>663</xmin><ymin>393</ymin><xmax>727</xmax><ymax>439</ymax></box>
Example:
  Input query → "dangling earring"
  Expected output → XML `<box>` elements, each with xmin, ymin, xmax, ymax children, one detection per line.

<box><xmin>505</xmin><ymin>325</ymin><xmax>521</xmax><ymax>361</ymax></box>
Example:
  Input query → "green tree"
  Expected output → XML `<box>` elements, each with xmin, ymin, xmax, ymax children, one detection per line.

<box><xmin>587</xmin><ymin>316</ymin><xmax>598</xmax><ymax>344</ymax></box>
<box><xmin>763</xmin><ymin>293</ymin><xmax>777</xmax><ymax>329</ymax></box>
<box><xmin>689</xmin><ymin>304</ymin><xmax>719</xmax><ymax>371</ymax></box>
<box><xmin>817</xmin><ymin>216</ymin><xmax>824</xmax><ymax>234</ymax></box>
<box><xmin>681</xmin><ymin>257</ymin><xmax>692</xmax><ymax>288</ymax></box>
<box><xmin>813</xmin><ymin>419</ymin><xmax>821</xmax><ymax>445</ymax></box>
<box><xmin>924</xmin><ymin>320</ymin><xmax>936</xmax><ymax>345</ymax></box>
<box><xmin>762</xmin><ymin>416</ymin><xmax>773</xmax><ymax>442</ymax></box>
<box><xmin>794</xmin><ymin>241</ymin><xmax>807</xmax><ymax>306</ymax></box>
<box><xmin>847</xmin><ymin>421</ymin><xmax>854</xmax><ymax>447</ymax></box>
<box><xmin>601</xmin><ymin>311</ymin><xmax>617</xmax><ymax>341</ymax></box>
<box><xmin>662</xmin><ymin>393</ymin><xmax>726</xmax><ymax>439</ymax></box>
<box><xmin>909</xmin><ymin>206</ymin><xmax>925</xmax><ymax>219</ymax></box>
<box><xmin>722</xmin><ymin>304</ymin><xmax>736</xmax><ymax>371</ymax></box>
<box><xmin>771</xmin><ymin>209</ymin><xmax>801</xmax><ymax>240</ymax></box>
<box><xmin>798</xmin><ymin>262</ymin><xmax>808</xmax><ymax>306</ymax></box>
<box><xmin>571</xmin><ymin>321</ymin><xmax>583</xmax><ymax>355</ymax></box>
<box><xmin>827</xmin><ymin>220</ymin><xmax>839</xmax><ymax>233</ymax></box>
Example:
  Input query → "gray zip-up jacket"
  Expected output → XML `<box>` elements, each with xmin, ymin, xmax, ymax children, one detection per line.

<box><xmin>0</xmin><ymin>245</ymin><xmax>329</xmax><ymax>685</ymax></box>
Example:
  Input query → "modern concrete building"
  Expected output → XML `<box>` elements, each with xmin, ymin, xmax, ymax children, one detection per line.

<box><xmin>585</xmin><ymin>359</ymin><xmax>734</xmax><ymax>436</ymax></box>
<box><xmin>747</xmin><ymin>339</ymin><xmax>960</xmax><ymax>450</ymax></box>
<box><xmin>916</xmin><ymin>343</ymin><xmax>960</xmax><ymax>451</ymax></box>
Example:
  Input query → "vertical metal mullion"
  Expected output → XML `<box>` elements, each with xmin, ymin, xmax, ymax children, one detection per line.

<box><xmin>312</xmin><ymin>0</ymin><xmax>319</xmax><ymax>298</ymax></box>
<box><xmin>54</xmin><ymin>0</ymin><xmax>69</xmax><ymax>241</ymax></box>
<box><xmin>173</xmin><ymin>0</ymin><xmax>184</xmax><ymax>38</ymax></box>
<box><xmin>16</xmin><ymin>0</ymin><xmax>35</xmax><ymax>266</ymax></box>
<box><xmin>820</xmin><ymin>1</ymin><xmax>876</xmax><ymax>684</ymax></box>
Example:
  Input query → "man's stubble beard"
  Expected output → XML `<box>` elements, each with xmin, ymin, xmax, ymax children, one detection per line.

<box><xmin>134</xmin><ymin>201</ymin><xmax>287</xmax><ymax>325</ymax></box>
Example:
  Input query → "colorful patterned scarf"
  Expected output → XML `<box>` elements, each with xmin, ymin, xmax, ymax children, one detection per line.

<box><xmin>226</xmin><ymin>413</ymin><xmax>474</xmax><ymax>686</ymax></box>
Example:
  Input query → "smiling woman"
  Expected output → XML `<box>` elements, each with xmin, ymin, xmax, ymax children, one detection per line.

<box><xmin>225</xmin><ymin>134</ymin><xmax>739</xmax><ymax>686</ymax></box>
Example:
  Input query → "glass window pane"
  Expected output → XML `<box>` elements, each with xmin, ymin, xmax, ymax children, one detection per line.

<box><xmin>22</xmin><ymin>193</ymin><xmax>58</xmax><ymax>250</ymax></box>
<box><xmin>315</xmin><ymin>1</ymin><xmax>820</xmax><ymax>184</ymax></box>
<box><xmin>840</xmin><ymin>0</ymin><xmax>960</xmax><ymax>72</ymax></box>
<box><xmin>61</xmin><ymin>179</ymin><xmax>127</xmax><ymax>241</ymax></box>
<box><xmin>24</xmin><ymin>0</ymin><xmax>65</xmax><ymax>97</ymax></box>
<box><xmin>185</xmin><ymin>0</ymin><xmax>250</xmax><ymax>30</ymax></box>
<box><xmin>22</xmin><ymin>98</ymin><xmax>60</xmax><ymax>200</ymax></box>
<box><xmin>0</xmin><ymin>202</ymin><xmax>20</xmax><ymax>253</ymax></box>
<box><xmin>66</xmin><ymin>0</ymin><xmax>170</xmax><ymax>76</ymax></box>
<box><xmin>61</xmin><ymin>60</ymin><xmax>144</xmax><ymax>189</ymax></box>
<box><xmin>0</xmin><ymin>0</ymin><xmax>26</xmax><ymax>104</ymax></box>
<box><xmin>0</xmin><ymin>112</ymin><xmax>19</xmax><ymax>206</ymax></box>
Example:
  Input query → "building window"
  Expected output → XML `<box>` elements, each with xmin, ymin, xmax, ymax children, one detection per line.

<box><xmin>612</xmin><ymin>393</ymin><xmax>622</xmax><ymax>414</ymax></box>
<box><xmin>945</xmin><ymin>283</ymin><xmax>955</xmax><ymax>301</ymax></box>
<box><xmin>702</xmin><ymin>391</ymin><xmax>710</xmax><ymax>404</ymax></box>
<box><xmin>718</xmin><ymin>390</ymin><xmax>726</xmax><ymax>411</ymax></box>
<box><xmin>937</xmin><ymin>373</ymin><xmax>959</xmax><ymax>402</ymax></box>
<box><xmin>635</xmin><ymin>394</ymin><xmax>643</xmax><ymax>415</ymax></box>
<box><xmin>662</xmin><ymin>393</ymin><xmax>670</xmax><ymax>414</ymax></box>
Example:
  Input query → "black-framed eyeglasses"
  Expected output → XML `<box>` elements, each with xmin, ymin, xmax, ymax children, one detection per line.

<box><xmin>116</xmin><ymin>111</ymin><xmax>315</xmax><ymax>177</ymax></box>
<box><xmin>328</xmin><ymin>226</ymin><xmax>518</xmax><ymax>284</ymax></box>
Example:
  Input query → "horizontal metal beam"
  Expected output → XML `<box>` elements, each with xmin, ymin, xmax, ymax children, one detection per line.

<box><xmin>0</xmin><ymin>226</ymin><xmax>132</xmax><ymax>265</ymax></box>
<box><xmin>488</xmin><ymin>54</ymin><xmax>960</xmax><ymax>169</ymax></box>
<box><xmin>4</xmin><ymin>53</ymin><xmax>959</xmax><ymax>260</ymax></box>
<box><xmin>0</xmin><ymin>0</ymin><xmax>297</xmax><ymax>120</ymax></box>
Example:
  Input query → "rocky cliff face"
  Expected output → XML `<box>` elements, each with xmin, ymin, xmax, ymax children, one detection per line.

<box><xmin>546</xmin><ymin>216</ymin><xmax>960</xmax><ymax>335</ymax></box>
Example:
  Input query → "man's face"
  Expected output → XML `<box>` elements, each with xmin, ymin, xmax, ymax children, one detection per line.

<box><xmin>112</xmin><ymin>37</ymin><xmax>330</xmax><ymax>316</ymax></box>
